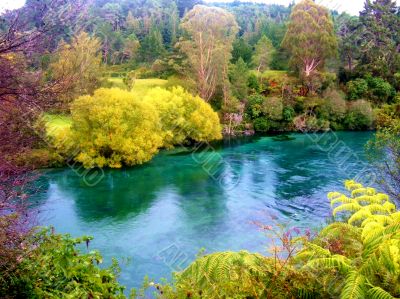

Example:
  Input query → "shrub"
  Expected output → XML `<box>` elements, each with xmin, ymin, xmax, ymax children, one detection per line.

<box><xmin>262</xmin><ymin>96</ymin><xmax>283</xmax><ymax>121</ymax></box>
<box><xmin>283</xmin><ymin>106</ymin><xmax>295</xmax><ymax>122</ymax></box>
<box><xmin>346</xmin><ymin>78</ymin><xmax>369</xmax><ymax>100</ymax></box>
<box><xmin>253</xmin><ymin>117</ymin><xmax>270</xmax><ymax>132</ymax></box>
<box><xmin>366</xmin><ymin>76</ymin><xmax>395</xmax><ymax>103</ymax></box>
<box><xmin>247</xmin><ymin>72</ymin><xmax>260</xmax><ymax>93</ymax></box>
<box><xmin>144</xmin><ymin>87</ymin><xmax>222</xmax><ymax>147</ymax></box>
<box><xmin>1</xmin><ymin>229</ymin><xmax>125</xmax><ymax>298</ymax></box>
<box><xmin>246</xmin><ymin>94</ymin><xmax>265</xmax><ymax>119</ymax></box>
<box><xmin>321</xmin><ymin>88</ymin><xmax>347</xmax><ymax>123</ymax></box>
<box><xmin>69</xmin><ymin>88</ymin><xmax>164</xmax><ymax>168</ymax></box>
<box><xmin>344</xmin><ymin>100</ymin><xmax>374</xmax><ymax>130</ymax></box>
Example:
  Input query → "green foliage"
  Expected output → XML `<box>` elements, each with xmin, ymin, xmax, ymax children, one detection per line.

<box><xmin>346</xmin><ymin>79</ymin><xmax>369</xmax><ymax>100</ymax></box>
<box><xmin>231</xmin><ymin>38</ymin><xmax>252</xmax><ymax>64</ymax></box>
<box><xmin>365</xmin><ymin>76</ymin><xmax>396</xmax><ymax>104</ymax></box>
<box><xmin>229</xmin><ymin>58</ymin><xmax>249</xmax><ymax>100</ymax></box>
<box><xmin>366</xmin><ymin>118</ymin><xmax>400</xmax><ymax>201</ymax></box>
<box><xmin>253</xmin><ymin>117</ymin><xmax>270</xmax><ymax>132</ymax></box>
<box><xmin>344</xmin><ymin>100</ymin><xmax>374</xmax><ymax>130</ymax></box>
<box><xmin>299</xmin><ymin>181</ymin><xmax>400</xmax><ymax>299</ymax></box>
<box><xmin>1</xmin><ymin>228</ymin><xmax>125</xmax><ymax>298</ymax></box>
<box><xmin>252</xmin><ymin>35</ymin><xmax>275</xmax><ymax>72</ymax></box>
<box><xmin>49</xmin><ymin>32</ymin><xmax>103</xmax><ymax>110</ymax></box>
<box><xmin>282</xmin><ymin>0</ymin><xmax>337</xmax><ymax>77</ymax></box>
<box><xmin>139</xmin><ymin>28</ymin><xmax>166</xmax><ymax>63</ymax></box>
<box><xmin>262</xmin><ymin>96</ymin><xmax>283</xmax><ymax>121</ymax></box>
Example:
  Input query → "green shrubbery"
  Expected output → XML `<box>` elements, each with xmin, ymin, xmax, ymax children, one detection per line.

<box><xmin>346</xmin><ymin>76</ymin><xmax>395</xmax><ymax>103</ymax></box>
<box><xmin>1</xmin><ymin>229</ymin><xmax>125</xmax><ymax>298</ymax></box>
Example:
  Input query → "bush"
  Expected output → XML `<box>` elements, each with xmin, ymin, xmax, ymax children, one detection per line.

<box><xmin>1</xmin><ymin>229</ymin><xmax>125</xmax><ymax>298</ymax></box>
<box><xmin>144</xmin><ymin>87</ymin><xmax>222</xmax><ymax>147</ymax></box>
<box><xmin>253</xmin><ymin>117</ymin><xmax>270</xmax><ymax>132</ymax></box>
<box><xmin>52</xmin><ymin>87</ymin><xmax>222</xmax><ymax>168</ymax></box>
<box><xmin>366</xmin><ymin>75</ymin><xmax>395</xmax><ymax>103</ymax></box>
<box><xmin>262</xmin><ymin>97</ymin><xmax>283</xmax><ymax>121</ymax></box>
<box><xmin>344</xmin><ymin>99</ymin><xmax>374</xmax><ymax>130</ymax></box>
<box><xmin>246</xmin><ymin>94</ymin><xmax>266</xmax><ymax>119</ymax></box>
<box><xmin>346</xmin><ymin>78</ymin><xmax>369</xmax><ymax>100</ymax></box>
<box><xmin>69</xmin><ymin>88</ymin><xmax>164</xmax><ymax>168</ymax></box>
<box><xmin>320</xmin><ymin>89</ymin><xmax>347</xmax><ymax>123</ymax></box>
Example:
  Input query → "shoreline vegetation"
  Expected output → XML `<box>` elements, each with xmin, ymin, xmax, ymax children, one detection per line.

<box><xmin>1</xmin><ymin>0</ymin><xmax>400</xmax><ymax>298</ymax></box>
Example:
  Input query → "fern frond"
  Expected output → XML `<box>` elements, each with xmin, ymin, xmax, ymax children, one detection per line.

<box><xmin>340</xmin><ymin>271</ymin><xmax>366</xmax><ymax>299</ymax></box>
<box><xmin>333</xmin><ymin>203</ymin><xmax>362</xmax><ymax>217</ymax></box>
<box><xmin>296</xmin><ymin>243</ymin><xmax>331</xmax><ymax>262</ymax></box>
<box><xmin>348</xmin><ymin>209</ymin><xmax>372</xmax><ymax>225</ymax></box>
<box><xmin>355</xmin><ymin>195</ymin><xmax>385</xmax><ymax>205</ymax></box>
<box><xmin>361</xmin><ymin>215</ymin><xmax>393</xmax><ymax>228</ymax></box>
<box><xmin>345</xmin><ymin>180</ymin><xmax>363</xmax><ymax>191</ymax></box>
<box><xmin>367</xmin><ymin>286</ymin><xmax>397</xmax><ymax>299</ymax></box>
<box><xmin>351</xmin><ymin>187</ymin><xmax>376</xmax><ymax>198</ymax></box>
<box><xmin>305</xmin><ymin>255</ymin><xmax>352</xmax><ymax>273</ymax></box>
<box><xmin>361</xmin><ymin>222</ymin><xmax>384</xmax><ymax>241</ymax></box>
<box><xmin>328</xmin><ymin>191</ymin><xmax>345</xmax><ymax>200</ymax></box>
<box><xmin>320</xmin><ymin>222</ymin><xmax>362</xmax><ymax>237</ymax></box>
<box><xmin>331</xmin><ymin>195</ymin><xmax>354</xmax><ymax>208</ymax></box>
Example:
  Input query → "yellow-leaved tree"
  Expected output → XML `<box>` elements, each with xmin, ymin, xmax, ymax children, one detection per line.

<box><xmin>144</xmin><ymin>87</ymin><xmax>222</xmax><ymax>147</ymax></box>
<box><xmin>69</xmin><ymin>88</ymin><xmax>164</xmax><ymax>168</ymax></box>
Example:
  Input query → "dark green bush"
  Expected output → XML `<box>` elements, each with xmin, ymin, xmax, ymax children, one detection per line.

<box><xmin>346</xmin><ymin>78</ymin><xmax>369</xmax><ymax>100</ymax></box>
<box><xmin>253</xmin><ymin>117</ymin><xmax>270</xmax><ymax>132</ymax></box>
<box><xmin>1</xmin><ymin>229</ymin><xmax>126</xmax><ymax>298</ymax></box>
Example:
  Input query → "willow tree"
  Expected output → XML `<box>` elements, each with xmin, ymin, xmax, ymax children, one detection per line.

<box><xmin>282</xmin><ymin>0</ymin><xmax>337</xmax><ymax>78</ymax></box>
<box><xmin>180</xmin><ymin>5</ymin><xmax>238</xmax><ymax>102</ymax></box>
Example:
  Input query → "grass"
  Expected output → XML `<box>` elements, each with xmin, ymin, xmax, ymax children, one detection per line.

<box><xmin>42</xmin><ymin>114</ymin><xmax>72</xmax><ymax>138</ymax></box>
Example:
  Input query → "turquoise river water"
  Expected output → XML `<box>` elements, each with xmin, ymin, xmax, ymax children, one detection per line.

<box><xmin>32</xmin><ymin>131</ymin><xmax>373</xmax><ymax>291</ymax></box>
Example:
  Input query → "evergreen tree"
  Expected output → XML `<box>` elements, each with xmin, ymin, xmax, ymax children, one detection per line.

<box><xmin>252</xmin><ymin>35</ymin><xmax>275</xmax><ymax>72</ymax></box>
<box><xmin>231</xmin><ymin>38</ymin><xmax>253</xmax><ymax>64</ymax></box>
<box><xmin>358</xmin><ymin>0</ymin><xmax>400</xmax><ymax>79</ymax></box>
<box><xmin>139</xmin><ymin>27</ymin><xmax>166</xmax><ymax>63</ymax></box>
<box><xmin>230</xmin><ymin>58</ymin><xmax>249</xmax><ymax>100</ymax></box>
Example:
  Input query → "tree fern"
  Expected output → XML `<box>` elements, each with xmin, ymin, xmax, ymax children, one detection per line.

<box><xmin>367</xmin><ymin>286</ymin><xmax>398</xmax><ymax>299</ymax></box>
<box><xmin>340</xmin><ymin>271</ymin><xmax>366</xmax><ymax>299</ymax></box>
<box><xmin>304</xmin><ymin>181</ymin><xmax>400</xmax><ymax>299</ymax></box>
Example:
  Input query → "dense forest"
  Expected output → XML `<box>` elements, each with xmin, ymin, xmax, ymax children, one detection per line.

<box><xmin>1</xmin><ymin>0</ymin><xmax>400</xmax><ymax>298</ymax></box>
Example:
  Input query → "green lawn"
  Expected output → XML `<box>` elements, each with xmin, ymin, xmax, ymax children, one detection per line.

<box><xmin>42</xmin><ymin>114</ymin><xmax>72</xmax><ymax>138</ymax></box>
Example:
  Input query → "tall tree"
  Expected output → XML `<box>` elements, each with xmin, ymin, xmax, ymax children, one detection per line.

<box><xmin>231</xmin><ymin>38</ymin><xmax>253</xmax><ymax>64</ymax></box>
<box><xmin>282</xmin><ymin>0</ymin><xmax>337</xmax><ymax>78</ymax></box>
<box><xmin>252</xmin><ymin>35</ymin><xmax>275</xmax><ymax>72</ymax></box>
<box><xmin>229</xmin><ymin>58</ymin><xmax>249</xmax><ymax>100</ymax></box>
<box><xmin>179</xmin><ymin>5</ymin><xmax>238</xmax><ymax>102</ymax></box>
<box><xmin>358</xmin><ymin>0</ymin><xmax>400</xmax><ymax>80</ymax></box>
<box><xmin>49</xmin><ymin>32</ymin><xmax>103</xmax><ymax>110</ymax></box>
<box><xmin>139</xmin><ymin>27</ymin><xmax>166</xmax><ymax>63</ymax></box>
<box><xmin>336</xmin><ymin>14</ymin><xmax>362</xmax><ymax>73</ymax></box>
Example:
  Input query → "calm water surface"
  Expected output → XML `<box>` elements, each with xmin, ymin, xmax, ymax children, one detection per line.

<box><xmin>32</xmin><ymin>131</ymin><xmax>373</xmax><ymax>290</ymax></box>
